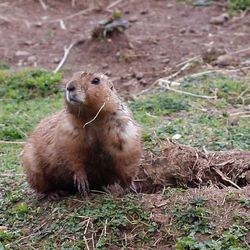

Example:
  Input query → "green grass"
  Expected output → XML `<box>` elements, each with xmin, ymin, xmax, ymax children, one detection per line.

<box><xmin>0</xmin><ymin>68</ymin><xmax>63</xmax><ymax>141</ymax></box>
<box><xmin>229</xmin><ymin>0</ymin><xmax>250</xmax><ymax>14</ymax></box>
<box><xmin>0</xmin><ymin>95</ymin><xmax>63</xmax><ymax>141</ymax></box>
<box><xmin>1</xmin><ymin>175</ymin><xmax>249</xmax><ymax>249</ymax></box>
<box><xmin>129</xmin><ymin>73</ymin><xmax>250</xmax><ymax>151</ymax></box>
<box><xmin>0</xmin><ymin>184</ymin><xmax>158</xmax><ymax>249</ymax></box>
<box><xmin>0</xmin><ymin>68</ymin><xmax>250</xmax><ymax>249</ymax></box>
<box><xmin>181</xmin><ymin>0</ymin><xmax>250</xmax><ymax>13</ymax></box>
<box><xmin>176</xmin><ymin>225</ymin><xmax>249</xmax><ymax>250</ymax></box>
<box><xmin>0</xmin><ymin>68</ymin><xmax>62</xmax><ymax>101</ymax></box>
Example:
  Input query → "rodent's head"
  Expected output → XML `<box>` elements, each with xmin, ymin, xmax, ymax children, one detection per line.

<box><xmin>65</xmin><ymin>72</ymin><xmax>119</xmax><ymax>115</ymax></box>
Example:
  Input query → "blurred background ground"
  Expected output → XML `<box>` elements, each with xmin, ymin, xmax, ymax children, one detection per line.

<box><xmin>0</xmin><ymin>0</ymin><xmax>250</xmax><ymax>93</ymax></box>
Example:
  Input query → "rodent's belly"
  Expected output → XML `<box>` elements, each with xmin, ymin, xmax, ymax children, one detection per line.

<box><xmin>85</xmin><ymin>146</ymin><xmax>120</xmax><ymax>190</ymax></box>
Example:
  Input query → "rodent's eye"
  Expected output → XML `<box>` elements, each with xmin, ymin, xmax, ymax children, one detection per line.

<box><xmin>91</xmin><ymin>77</ymin><xmax>100</xmax><ymax>85</ymax></box>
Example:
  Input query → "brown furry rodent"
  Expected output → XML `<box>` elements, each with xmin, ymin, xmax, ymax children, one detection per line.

<box><xmin>22</xmin><ymin>72</ymin><xmax>142</xmax><ymax>199</ymax></box>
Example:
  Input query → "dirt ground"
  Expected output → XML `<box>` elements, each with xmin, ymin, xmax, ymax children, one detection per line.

<box><xmin>1</xmin><ymin>0</ymin><xmax>250</xmax><ymax>94</ymax></box>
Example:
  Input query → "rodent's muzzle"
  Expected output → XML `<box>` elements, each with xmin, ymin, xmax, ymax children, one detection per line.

<box><xmin>65</xmin><ymin>81</ymin><xmax>85</xmax><ymax>104</ymax></box>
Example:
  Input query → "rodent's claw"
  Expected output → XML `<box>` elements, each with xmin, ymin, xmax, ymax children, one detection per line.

<box><xmin>74</xmin><ymin>174</ymin><xmax>89</xmax><ymax>195</ymax></box>
<box><xmin>129</xmin><ymin>181</ymin><xmax>138</xmax><ymax>193</ymax></box>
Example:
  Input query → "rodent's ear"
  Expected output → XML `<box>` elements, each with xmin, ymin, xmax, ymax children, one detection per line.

<box><xmin>110</xmin><ymin>86</ymin><xmax>114</xmax><ymax>91</ymax></box>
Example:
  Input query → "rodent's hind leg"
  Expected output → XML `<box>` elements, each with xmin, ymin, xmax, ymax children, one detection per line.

<box><xmin>36</xmin><ymin>190</ymin><xmax>69</xmax><ymax>201</ymax></box>
<box><xmin>102</xmin><ymin>183</ymin><xmax>126</xmax><ymax>195</ymax></box>
<box><xmin>102</xmin><ymin>181</ymin><xmax>138</xmax><ymax>195</ymax></box>
<box><xmin>73</xmin><ymin>172</ymin><xmax>89</xmax><ymax>196</ymax></box>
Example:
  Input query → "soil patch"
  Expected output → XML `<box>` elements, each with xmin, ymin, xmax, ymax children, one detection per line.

<box><xmin>1</xmin><ymin>0</ymin><xmax>250</xmax><ymax>93</ymax></box>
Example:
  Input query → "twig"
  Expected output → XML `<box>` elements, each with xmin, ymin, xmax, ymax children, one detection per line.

<box><xmin>49</xmin><ymin>8</ymin><xmax>91</xmax><ymax>23</ymax></box>
<box><xmin>237</xmin><ymin>87</ymin><xmax>250</xmax><ymax>99</ymax></box>
<box><xmin>0</xmin><ymin>14</ymin><xmax>10</xmax><ymax>22</ymax></box>
<box><xmin>72</xmin><ymin>0</ymin><xmax>76</xmax><ymax>7</ymax></box>
<box><xmin>213</xmin><ymin>160</ymin><xmax>235</xmax><ymax>167</ymax></box>
<box><xmin>231</xmin><ymin>46</ymin><xmax>250</xmax><ymax>55</ymax></box>
<box><xmin>83</xmin><ymin>98</ymin><xmax>109</xmax><ymax>128</ymax></box>
<box><xmin>82</xmin><ymin>218</ymin><xmax>91</xmax><ymax>250</ymax></box>
<box><xmin>212</xmin><ymin>167</ymin><xmax>241</xmax><ymax>190</ymax></box>
<box><xmin>0</xmin><ymin>140</ymin><xmax>25</xmax><ymax>145</ymax></box>
<box><xmin>166</xmin><ymin>62</ymin><xmax>191</xmax><ymax>80</ymax></box>
<box><xmin>107</xmin><ymin>0</ymin><xmax>123</xmax><ymax>11</ymax></box>
<box><xmin>1</xmin><ymin>173</ymin><xmax>25</xmax><ymax>177</ymax></box>
<box><xmin>38</xmin><ymin>0</ymin><xmax>48</xmax><ymax>10</ymax></box>
<box><xmin>84</xmin><ymin>218</ymin><xmax>91</xmax><ymax>235</ymax></box>
<box><xmin>158</xmin><ymin>80</ymin><xmax>217</xmax><ymax>99</ymax></box>
<box><xmin>230</xmin><ymin>111</ymin><xmax>250</xmax><ymax>117</ymax></box>
<box><xmin>96</xmin><ymin>219</ymin><xmax>108</xmax><ymax>247</ymax></box>
<box><xmin>176</xmin><ymin>55</ymin><xmax>201</xmax><ymax>67</ymax></box>
<box><xmin>83</xmin><ymin>236</ymin><xmax>90</xmax><ymax>250</ymax></box>
<box><xmin>177</xmin><ymin>66</ymin><xmax>250</xmax><ymax>82</ymax></box>
<box><xmin>239</xmin><ymin>115</ymin><xmax>250</xmax><ymax>118</ymax></box>
<box><xmin>54</xmin><ymin>42</ymin><xmax>75</xmax><ymax>73</ymax></box>
<box><xmin>24</xmin><ymin>20</ymin><xmax>31</xmax><ymax>29</ymax></box>
<box><xmin>59</xmin><ymin>19</ymin><xmax>66</xmax><ymax>30</ymax></box>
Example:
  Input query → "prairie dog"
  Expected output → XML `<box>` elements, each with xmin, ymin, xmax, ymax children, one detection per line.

<box><xmin>22</xmin><ymin>72</ymin><xmax>142</xmax><ymax>198</ymax></box>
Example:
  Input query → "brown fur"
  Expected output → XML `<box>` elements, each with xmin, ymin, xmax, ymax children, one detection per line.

<box><xmin>22</xmin><ymin>72</ymin><xmax>142</xmax><ymax>197</ymax></box>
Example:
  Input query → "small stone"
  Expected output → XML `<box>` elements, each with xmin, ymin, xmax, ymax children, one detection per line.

<box><xmin>53</xmin><ymin>57</ymin><xmax>60</xmax><ymax>64</ymax></box>
<box><xmin>215</xmin><ymin>54</ymin><xmax>233</xmax><ymax>67</ymax></box>
<box><xmin>162</xmin><ymin>58</ymin><xmax>170</xmax><ymax>64</ymax></box>
<box><xmin>180</xmin><ymin>28</ymin><xmax>186</xmax><ymax>34</ymax></box>
<box><xmin>188</xmin><ymin>28</ymin><xmax>196</xmax><ymax>33</ymax></box>
<box><xmin>202</xmin><ymin>46</ymin><xmax>226</xmax><ymax>63</ymax></box>
<box><xmin>129</xmin><ymin>16</ymin><xmax>138</xmax><ymax>23</ymax></box>
<box><xmin>209</xmin><ymin>13</ymin><xmax>229</xmax><ymax>25</ymax></box>
<box><xmin>172</xmin><ymin>134</ymin><xmax>182</xmax><ymax>140</ymax></box>
<box><xmin>140</xmin><ymin>9</ymin><xmax>148</xmax><ymax>15</ymax></box>
<box><xmin>128</xmin><ymin>42</ymin><xmax>135</xmax><ymax>49</ymax></box>
<box><xmin>120</xmin><ymin>74</ymin><xmax>131</xmax><ymax>81</ymax></box>
<box><xmin>23</xmin><ymin>40</ymin><xmax>33</xmax><ymax>46</ymax></box>
<box><xmin>17</xmin><ymin>59</ymin><xmax>24</xmax><ymax>67</ymax></box>
<box><xmin>102</xmin><ymin>63</ymin><xmax>109</xmax><ymax>69</ymax></box>
<box><xmin>27</xmin><ymin>56</ymin><xmax>36</xmax><ymax>62</ymax></box>
<box><xmin>132</xmin><ymin>72</ymin><xmax>144</xmax><ymax>80</ymax></box>
<box><xmin>35</xmin><ymin>22</ymin><xmax>42</xmax><ymax>27</ymax></box>
<box><xmin>15</xmin><ymin>50</ymin><xmax>31</xmax><ymax>57</ymax></box>
<box><xmin>139</xmin><ymin>79</ymin><xmax>147</xmax><ymax>86</ymax></box>
<box><xmin>117</xmin><ymin>49</ymin><xmax>136</xmax><ymax>63</ymax></box>
<box><xmin>202</xmin><ymin>25</ymin><xmax>210</xmax><ymax>32</ymax></box>
<box><xmin>230</xmin><ymin>119</ymin><xmax>239</xmax><ymax>126</ymax></box>
<box><xmin>105</xmin><ymin>71</ymin><xmax>112</xmax><ymax>76</ymax></box>
<box><xmin>245</xmin><ymin>171</ymin><xmax>250</xmax><ymax>184</ymax></box>
<box><xmin>152</xmin><ymin>39</ymin><xmax>158</xmax><ymax>45</ymax></box>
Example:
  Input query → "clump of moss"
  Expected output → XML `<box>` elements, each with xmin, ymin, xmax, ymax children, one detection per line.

<box><xmin>0</xmin><ymin>68</ymin><xmax>62</xmax><ymax>101</ymax></box>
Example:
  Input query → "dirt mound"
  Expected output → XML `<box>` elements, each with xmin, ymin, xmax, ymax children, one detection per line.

<box><xmin>138</xmin><ymin>141</ymin><xmax>250</xmax><ymax>192</ymax></box>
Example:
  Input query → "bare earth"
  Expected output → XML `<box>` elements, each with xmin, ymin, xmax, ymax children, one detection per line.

<box><xmin>1</xmin><ymin>0</ymin><xmax>250</xmax><ymax>94</ymax></box>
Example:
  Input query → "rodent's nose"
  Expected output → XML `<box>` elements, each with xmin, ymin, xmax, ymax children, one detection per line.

<box><xmin>66</xmin><ymin>81</ymin><xmax>75</xmax><ymax>92</ymax></box>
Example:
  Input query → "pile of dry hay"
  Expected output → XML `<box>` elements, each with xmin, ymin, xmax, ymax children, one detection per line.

<box><xmin>138</xmin><ymin>140</ymin><xmax>250</xmax><ymax>193</ymax></box>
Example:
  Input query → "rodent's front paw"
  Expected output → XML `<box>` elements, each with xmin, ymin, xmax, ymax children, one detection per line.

<box><xmin>73</xmin><ymin>174</ymin><xmax>89</xmax><ymax>195</ymax></box>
